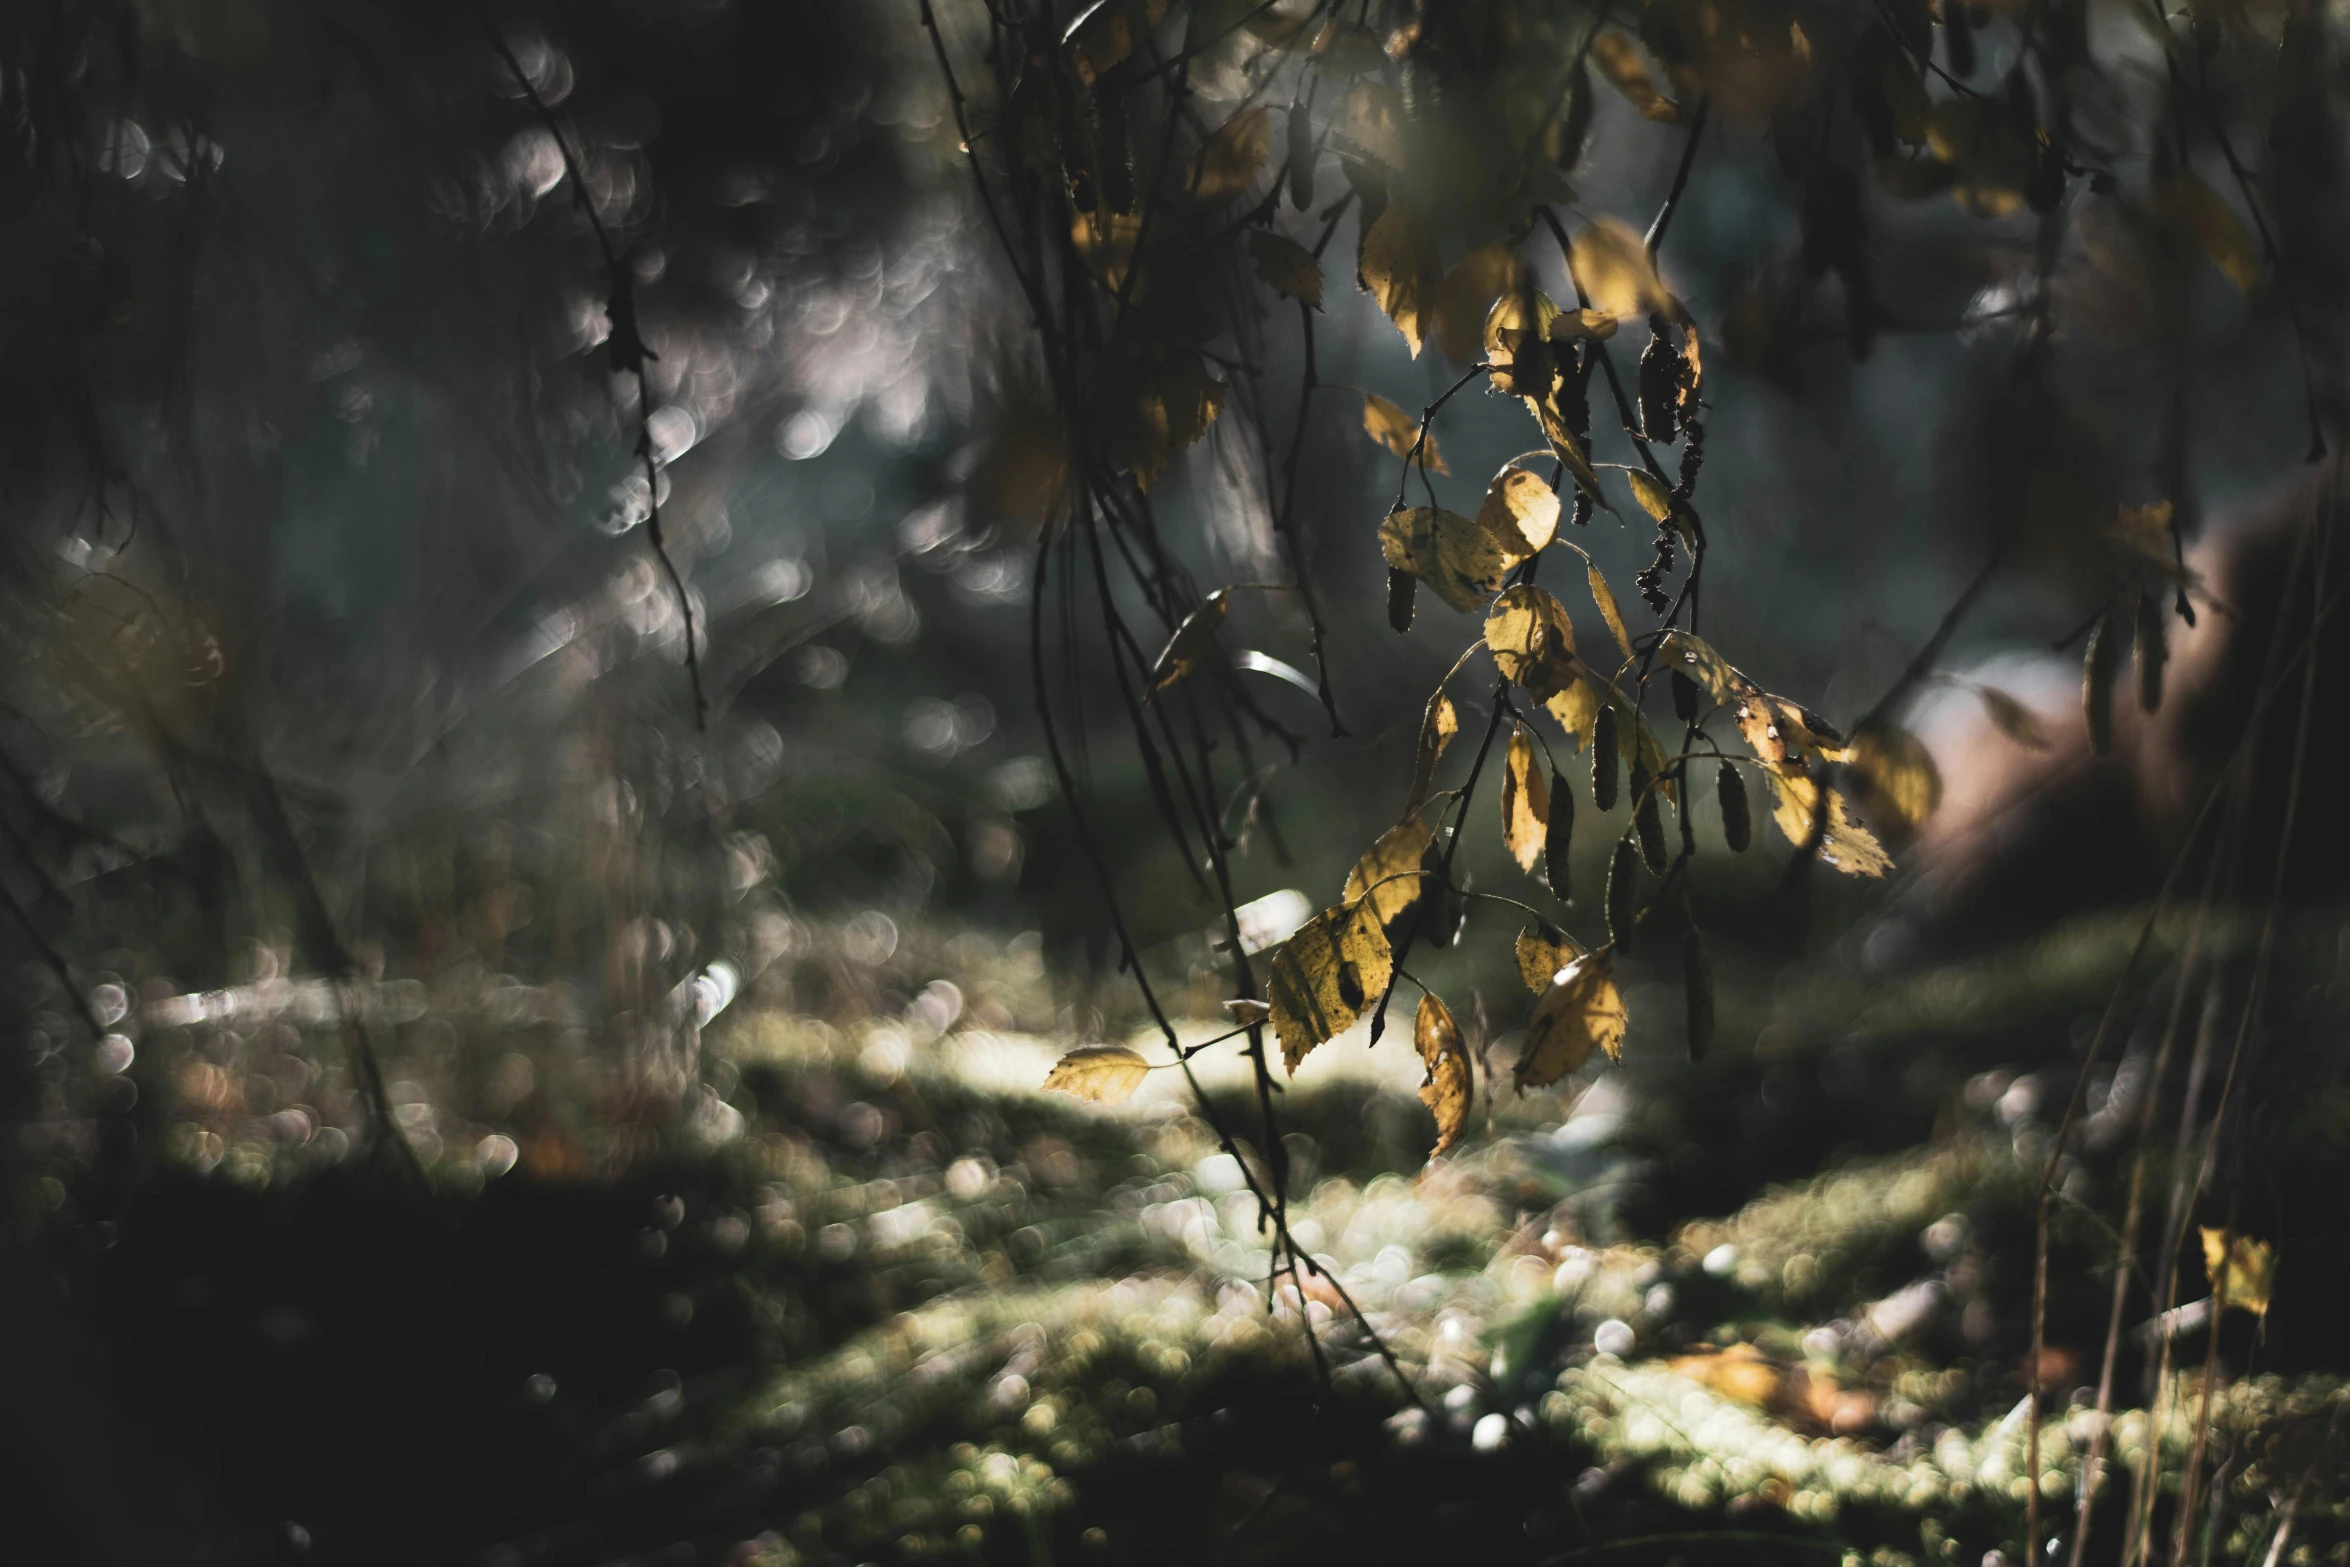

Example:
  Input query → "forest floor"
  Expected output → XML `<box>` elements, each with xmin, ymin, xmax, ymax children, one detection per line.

<box><xmin>20</xmin><ymin>901</ymin><xmax>2350</xmax><ymax>1567</ymax></box>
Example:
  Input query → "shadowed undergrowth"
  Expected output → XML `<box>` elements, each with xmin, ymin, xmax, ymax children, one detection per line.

<box><xmin>17</xmin><ymin>906</ymin><xmax>2350</xmax><ymax>1566</ymax></box>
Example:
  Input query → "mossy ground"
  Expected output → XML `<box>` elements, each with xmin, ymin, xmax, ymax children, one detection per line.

<box><xmin>22</xmin><ymin>903</ymin><xmax>2350</xmax><ymax>1566</ymax></box>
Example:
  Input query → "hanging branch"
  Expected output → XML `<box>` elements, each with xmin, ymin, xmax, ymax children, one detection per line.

<box><xmin>480</xmin><ymin>21</ymin><xmax>707</xmax><ymax>730</ymax></box>
<box><xmin>2141</xmin><ymin>7</ymin><xmax>2331</xmax><ymax>463</ymax></box>
<box><xmin>2024</xmin><ymin>512</ymin><xmax>2350</xmax><ymax>1567</ymax></box>
<box><xmin>915</xmin><ymin>4</ymin><xmax>1433</xmax><ymax>1404</ymax></box>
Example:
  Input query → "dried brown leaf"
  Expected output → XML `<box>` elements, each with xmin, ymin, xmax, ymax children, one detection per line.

<box><xmin>1363</xmin><ymin>391</ymin><xmax>1445</xmax><ymax>472</ymax></box>
<box><xmin>1414</xmin><ymin>993</ymin><xmax>1472</xmax><ymax>1158</ymax></box>
<box><xmin>1248</xmin><ymin>228</ymin><xmax>1324</xmax><ymax>308</ymax></box>
<box><xmin>1267</xmin><ymin>901</ymin><xmax>1394</xmax><ymax>1073</ymax></box>
<box><xmin>1516</xmin><ymin>923</ymin><xmax>1581</xmax><ymax>994</ymax></box>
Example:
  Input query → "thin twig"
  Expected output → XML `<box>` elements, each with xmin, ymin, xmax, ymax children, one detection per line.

<box><xmin>479</xmin><ymin>20</ymin><xmax>706</xmax><ymax>728</ymax></box>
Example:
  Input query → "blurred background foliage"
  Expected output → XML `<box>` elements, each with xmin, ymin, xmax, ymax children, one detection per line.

<box><xmin>4</xmin><ymin>0</ymin><xmax>2350</xmax><ymax>1563</ymax></box>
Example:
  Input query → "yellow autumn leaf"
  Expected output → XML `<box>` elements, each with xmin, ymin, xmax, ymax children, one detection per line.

<box><xmin>1678</xmin><ymin>319</ymin><xmax>1706</xmax><ymax>413</ymax></box>
<box><xmin>1501</xmin><ymin>729</ymin><xmax>1551</xmax><ymax>872</ymax></box>
<box><xmin>1343</xmin><ymin>818</ymin><xmax>1433</xmax><ymax>926</ymax></box>
<box><xmin>1193</xmin><ymin>105</ymin><xmax>1272</xmax><ymax>203</ymax></box>
<box><xmin>1687</xmin><ymin>647</ymin><xmax>1849</xmax><ymax>806</ymax></box>
<box><xmin>1476</xmin><ymin>464</ymin><xmax>1560</xmax><ymax>553</ymax></box>
<box><xmin>1431</xmin><ymin>243</ymin><xmax>1521</xmax><ymax>365</ymax></box>
<box><xmin>1559</xmin><ymin>307</ymin><xmax>1621</xmax><ymax>343</ymax></box>
<box><xmin>1485</xmin><ymin>292</ymin><xmax>1616</xmax><ymax>397</ymax></box>
<box><xmin>1729</xmin><ymin>690</ymin><xmax>1799</xmax><ymax>767</ymax></box>
<box><xmin>1405</xmin><ymin>690</ymin><xmax>1460</xmax><ymax>813</ymax></box>
<box><xmin>1516</xmin><ymin>950</ymin><xmax>1628</xmax><ymax>1089</ymax></box>
<box><xmin>1656</xmin><ymin>630</ymin><xmax>1743</xmax><ymax>705</ymax></box>
<box><xmin>1845</xmin><ymin>721</ymin><xmax>1942</xmax><ymax>841</ymax></box>
<box><xmin>2200</xmin><ymin>1227</ymin><xmax>2277</xmax><ymax>1315</ymax></box>
<box><xmin>1764</xmin><ymin>764</ymin><xmax>1893</xmax><ymax>877</ymax></box>
<box><xmin>1415</xmin><ymin>992</ymin><xmax>1473</xmax><ymax>1159</ymax></box>
<box><xmin>1362</xmin><ymin>391</ymin><xmax>1446</xmax><ymax>473</ymax></box>
<box><xmin>1266</xmin><ymin>900</ymin><xmax>1394</xmax><ymax>1073</ymax></box>
<box><xmin>1570</xmin><ymin>216</ymin><xmax>1678</xmax><ymax>323</ymax></box>
<box><xmin>1688</xmin><ymin>1347</ymin><xmax>1795</xmax><ymax>1407</ymax></box>
<box><xmin>1335</xmin><ymin>80</ymin><xmax>1407</xmax><ymax>170</ymax></box>
<box><xmin>1515</xmin><ymin>923</ymin><xmax>1581</xmax><ymax>993</ymax></box>
<box><xmin>1483</xmin><ymin>583</ymin><xmax>1580</xmax><ymax>696</ymax></box>
<box><xmin>1493</xmin><ymin>299</ymin><xmax>1620</xmax><ymax>348</ymax></box>
<box><xmin>1359</xmin><ymin>196</ymin><xmax>1438</xmax><ymax>356</ymax></box>
<box><xmin>1114</xmin><ymin>349</ymin><xmax>1225</xmax><ymax>491</ymax></box>
<box><xmin>1669</xmin><ymin>1344</ymin><xmax>1784</xmax><ymax>1407</ymax></box>
<box><xmin>1590</xmin><ymin>29</ymin><xmax>1683</xmax><ymax>122</ymax></box>
<box><xmin>1483</xmin><ymin>288</ymin><xmax>1561</xmax><ymax>374</ymax></box>
<box><xmin>2109</xmin><ymin>500</ymin><xmax>2182</xmax><ymax>573</ymax></box>
<box><xmin>1042</xmin><ymin>1044</ymin><xmax>1154</xmax><ymax>1104</ymax></box>
<box><xmin>1587</xmin><ymin>565</ymin><xmax>1636</xmax><ymax>669</ymax></box>
<box><xmin>1248</xmin><ymin>228</ymin><xmax>1323</xmax><ymax>308</ymax></box>
<box><xmin>1146</xmin><ymin>589</ymin><xmax>1230</xmax><ymax>693</ymax></box>
<box><xmin>1545</xmin><ymin>675</ymin><xmax>1604</xmax><ymax>748</ymax></box>
<box><xmin>1071</xmin><ymin>209</ymin><xmax>1143</xmax><ymax>293</ymax></box>
<box><xmin>1976</xmin><ymin>685</ymin><xmax>2051</xmax><ymax>750</ymax></box>
<box><xmin>1627</xmin><ymin>468</ymin><xmax>1675</xmax><ymax>522</ymax></box>
<box><xmin>1381</xmin><ymin>505</ymin><xmax>1522</xmax><ymax>612</ymax></box>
